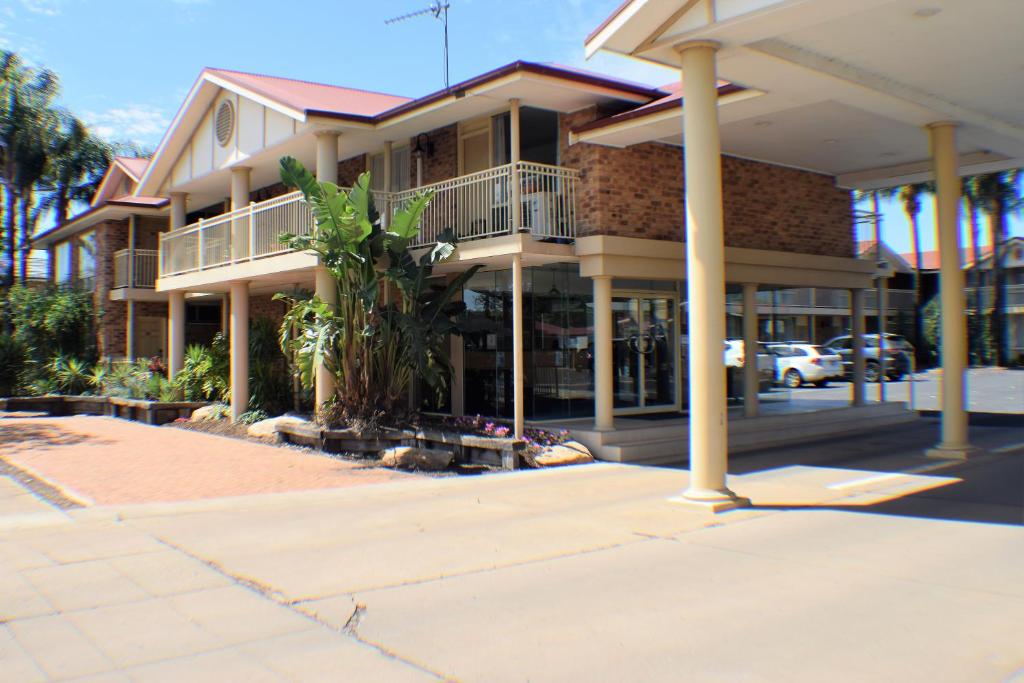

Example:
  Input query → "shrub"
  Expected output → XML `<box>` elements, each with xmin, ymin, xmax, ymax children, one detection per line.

<box><xmin>103</xmin><ymin>359</ymin><xmax>180</xmax><ymax>401</ymax></box>
<box><xmin>238</xmin><ymin>409</ymin><xmax>269</xmax><ymax>425</ymax></box>
<box><xmin>50</xmin><ymin>356</ymin><xmax>92</xmax><ymax>395</ymax></box>
<box><xmin>0</xmin><ymin>334</ymin><xmax>27</xmax><ymax>396</ymax></box>
<box><xmin>1</xmin><ymin>285</ymin><xmax>96</xmax><ymax>365</ymax></box>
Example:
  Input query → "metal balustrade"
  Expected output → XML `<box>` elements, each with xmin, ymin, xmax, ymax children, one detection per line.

<box><xmin>113</xmin><ymin>249</ymin><xmax>158</xmax><ymax>288</ymax></box>
<box><xmin>966</xmin><ymin>284</ymin><xmax>1024</xmax><ymax>310</ymax></box>
<box><xmin>159</xmin><ymin>163</ymin><xmax>581</xmax><ymax>278</ymax></box>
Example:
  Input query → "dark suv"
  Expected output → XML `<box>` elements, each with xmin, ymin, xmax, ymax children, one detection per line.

<box><xmin>821</xmin><ymin>333</ymin><xmax>913</xmax><ymax>382</ymax></box>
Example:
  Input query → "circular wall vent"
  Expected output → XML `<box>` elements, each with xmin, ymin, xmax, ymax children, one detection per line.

<box><xmin>215</xmin><ymin>100</ymin><xmax>234</xmax><ymax>147</ymax></box>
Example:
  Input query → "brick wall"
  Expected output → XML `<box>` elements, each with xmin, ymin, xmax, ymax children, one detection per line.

<box><xmin>559</xmin><ymin>108</ymin><xmax>854</xmax><ymax>258</ymax></box>
<box><xmin>135</xmin><ymin>216</ymin><xmax>165</xmax><ymax>250</ymax></box>
<box><xmin>417</xmin><ymin>124</ymin><xmax>458</xmax><ymax>187</ymax></box>
<box><xmin>250</xmin><ymin>293</ymin><xmax>287</xmax><ymax>328</ymax></box>
<box><xmin>94</xmin><ymin>219</ymin><xmax>129</xmax><ymax>359</ymax></box>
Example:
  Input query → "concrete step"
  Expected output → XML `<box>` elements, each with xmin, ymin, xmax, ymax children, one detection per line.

<box><xmin>573</xmin><ymin>402</ymin><xmax>919</xmax><ymax>465</ymax></box>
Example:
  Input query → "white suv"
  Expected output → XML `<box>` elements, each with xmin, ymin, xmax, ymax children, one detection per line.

<box><xmin>765</xmin><ymin>343</ymin><xmax>844</xmax><ymax>388</ymax></box>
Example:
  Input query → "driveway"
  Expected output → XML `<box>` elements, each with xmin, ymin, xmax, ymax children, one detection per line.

<box><xmin>2</xmin><ymin>415</ymin><xmax>1023</xmax><ymax>681</ymax></box>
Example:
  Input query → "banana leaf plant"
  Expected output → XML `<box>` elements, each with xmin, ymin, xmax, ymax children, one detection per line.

<box><xmin>274</xmin><ymin>156</ymin><xmax>479</xmax><ymax>424</ymax></box>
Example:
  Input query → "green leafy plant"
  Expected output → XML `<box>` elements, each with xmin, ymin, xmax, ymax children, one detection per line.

<box><xmin>0</xmin><ymin>333</ymin><xmax>27</xmax><ymax>396</ymax></box>
<box><xmin>275</xmin><ymin>158</ymin><xmax>478</xmax><ymax>425</ymax></box>
<box><xmin>50</xmin><ymin>355</ymin><xmax>91</xmax><ymax>395</ymax></box>
<box><xmin>238</xmin><ymin>409</ymin><xmax>269</xmax><ymax>425</ymax></box>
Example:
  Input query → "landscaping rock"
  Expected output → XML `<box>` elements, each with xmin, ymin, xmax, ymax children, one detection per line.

<box><xmin>246</xmin><ymin>413</ymin><xmax>309</xmax><ymax>439</ymax></box>
<box><xmin>535</xmin><ymin>440</ymin><xmax>594</xmax><ymax>467</ymax></box>
<box><xmin>380</xmin><ymin>446</ymin><xmax>452</xmax><ymax>471</ymax></box>
<box><xmin>191</xmin><ymin>404</ymin><xmax>227</xmax><ymax>421</ymax></box>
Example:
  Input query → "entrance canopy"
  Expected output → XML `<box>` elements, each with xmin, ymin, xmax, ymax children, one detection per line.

<box><xmin>583</xmin><ymin>0</ymin><xmax>1024</xmax><ymax>189</ymax></box>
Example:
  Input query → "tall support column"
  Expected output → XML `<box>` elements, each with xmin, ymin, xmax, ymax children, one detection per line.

<box><xmin>509</xmin><ymin>99</ymin><xmax>522</xmax><ymax>232</ymax></box>
<box><xmin>314</xmin><ymin>267</ymin><xmax>337</xmax><ymax>412</ymax></box>
<box><xmin>926</xmin><ymin>122</ymin><xmax>974</xmax><ymax>458</ymax></box>
<box><xmin>170</xmin><ymin>192</ymin><xmax>187</xmax><ymax>230</ymax></box>
<box><xmin>742</xmin><ymin>283</ymin><xmax>760</xmax><ymax>418</ymax></box>
<box><xmin>230</xmin><ymin>281</ymin><xmax>250</xmax><ymax>422</ymax></box>
<box><xmin>593</xmin><ymin>275</ymin><xmax>614</xmax><ymax>430</ymax></box>
<box><xmin>315</xmin><ymin>131</ymin><xmax>340</xmax><ymax>184</ymax></box>
<box><xmin>676</xmin><ymin>42</ymin><xmax>746</xmax><ymax>511</ymax></box>
<box><xmin>168</xmin><ymin>291</ymin><xmax>186</xmax><ymax>378</ymax></box>
<box><xmin>382</xmin><ymin>141</ymin><xmax>393</xmax><ymax>229</ymax></box>
<box><xmin>126</xmin><ymin>301</ymin><xmax>135</xmax><ymax>362</ymax></box>
<box><xmin>878</xmin><ymin>275</ymin><xmax>889</xmax><ymax>402</ymax></box>
<box><xmin>851</xmin><ymin>288</ymin><xmax>866</xmax><ymax>406</ymax></box>
<box><xmin>512</xmin><ymin>253</ymin><xmax>525</xmax><ymax>439</ymax></box>
<box><xmin>230</xmin><ymin>167</ymin><xmax>251</xmax><ymax>262</ymax></box>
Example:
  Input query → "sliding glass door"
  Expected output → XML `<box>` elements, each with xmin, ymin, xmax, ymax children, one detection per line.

<box><xmin>612</xmin><ymin>293</ymin><xmax>679</xmax><ymax>413</ymax></box>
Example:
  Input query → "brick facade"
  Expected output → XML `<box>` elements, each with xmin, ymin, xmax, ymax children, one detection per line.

<box><xmin>559</xmin><ymin>107</ymin><xmax>854</xmax><ymax>258</ymax></box>
<box><xmin>415</xmin><ymin>124</ymin><xmax>458</xmax><ymax>187</ymax></box>
<box><xmin>94</xmin><ymin>219</ymin><xmax>129</xmax><ymax>359</ymax></box>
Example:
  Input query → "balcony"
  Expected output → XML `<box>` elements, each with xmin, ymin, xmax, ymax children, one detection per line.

<box><xmin>965</xmin><ymin>284</ymin><xmax>1024</xmax><ymax>311</ymax></box>
<box><xmin>113</xmin><ymin>249</ymin><xmax>158</xmax><ymax>288</ymax></box>
<box><xmin>158</xmin><ymin>162</ymin><xmax>580</xmax><ymax>279</ymax></box>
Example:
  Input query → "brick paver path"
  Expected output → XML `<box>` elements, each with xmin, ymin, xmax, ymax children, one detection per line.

<box><xmin>0</xmin><ymin>415</ymin><xmax>410</xmax><ymax>505</ymax></box>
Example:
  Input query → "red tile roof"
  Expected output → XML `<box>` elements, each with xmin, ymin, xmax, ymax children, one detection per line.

<box><xmin>899</xmin><ymin>245</ymin><xmax>993</xmax><ymax>270</ymax></box>
<box><xmin>206</xmin><ymin>68</ymin><xmax>412</xmax><ymax>118</ymax></box>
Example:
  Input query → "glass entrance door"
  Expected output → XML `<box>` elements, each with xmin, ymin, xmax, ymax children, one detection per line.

<box><xmin>612</xmin><ymin>294</ymin><xmax>678</xmax><ymax>413</ymax></box>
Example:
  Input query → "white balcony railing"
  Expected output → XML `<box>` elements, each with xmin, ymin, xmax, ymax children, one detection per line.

<box><xmin>158</xmin><ymin>162</ymin><xmax>580</xmax><ymax>278</ymax></box>
<box><xmin>113</xmin><ymin>249</ymin><xmax>158</xmax><ymax>288</ymax></box>
<box><xmin>965</xmin><ymin>284</ymin><xmax>1024</xmax><ymax>310</ymax></box>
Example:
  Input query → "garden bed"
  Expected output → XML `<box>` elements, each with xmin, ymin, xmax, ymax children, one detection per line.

<box><xmin>0</xmin><ymin>395</ymin><xmax>208</xmax><ymax>426</ymax></box>
<box><xmin>276</xmin><ymin>422</ymin><xmax>526</xmax><ymax>470</ymax></box>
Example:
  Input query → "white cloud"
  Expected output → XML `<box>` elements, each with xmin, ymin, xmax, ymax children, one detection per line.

<box><xmin>83</xmin><ymin>104</ymin><xmax>171</xmax><ymax>146</ymax></box>
<box><xmin>19</xmin><ymin>0</ymin><xmax>62</xmax><ymax>16</ymax></box>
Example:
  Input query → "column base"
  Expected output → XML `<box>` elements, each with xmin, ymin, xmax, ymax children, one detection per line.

<box><xmin>925</xmin><ymin>443</ymin><xmax>979</xmax><ymax>460</ymax></box>
<box><xmin>668</xmin><ymin>488</ymin><xmax>751</xmax><ymax>513</ymax></box>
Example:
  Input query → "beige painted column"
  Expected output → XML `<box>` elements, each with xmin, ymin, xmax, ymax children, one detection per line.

<box><xmin>170</xmin><ymin>192</ymin><xmax>187</xmax><ymax>230</ymax></box>
<box><xmin>512</xmin><ymin>253</ymin><xmax>525</xmax><ymax>438</ymax></box>
<box><xmin>382</xmin><ymin>141</ymin><xmax>393</xmax><ymax>229</ymax></box>
<box><xmin>126</xmin><ymin>215</ymin><xmax>137</xmax><ymax>360</ymax></box>
<box><xmin>509</xmin><ymin>99</ymin><xmax>522</xmax><ymax>233</ymax></box>
<box><xmin>230</xmin><ymin>166</ymin><xmax>251</xmax><ymax>261</ymax></box>
<box><xmin>593</xmin><ymin>275</ymin><xmax>614</xmax><ymax>430</ymax></box>
<box><xmin>850</xmin><ymin>288</ymin><xmax>866</xmax><ymax>406</ymax></box>
<box><xmin>676</xmin><ymin>41</ymin><xmax>746</xmax><ymax>511</ymax></box>
<box><xmin>230</xmin><ymin>281</ymin><xmax>250</xmax><ymax>422</ymax></box>
<box><xmin>166</xmin><ymin>196</ymin><xmax>188</xmax><ymax>375</ymax></box>
<box><xmin>878</xmin><ymin>275</ymin><xmax>889</xmax><ymax>402</ymax></box>
<box><xmin>168</xmin><ymin>291</ymin><xmax>186</xmax><ymax>377</ymax></box>
<box><xmin>314</xmin><ymin>267</ymin><xmax>337</xmax><ymax>411</ymax></box>
<box><xmin>315</xmin><ymin>131</ymin><xmax>340</xmax><ymax>184</ymax></box>
<box><xmin>742</xmin><ymin>283</ymin><xmax>759</xmax><ymax>418</ymax></box>
<box><xmin>926</xmin><ymin>122</ymin><xmax>973</xmax><ymax>458</ymax></box>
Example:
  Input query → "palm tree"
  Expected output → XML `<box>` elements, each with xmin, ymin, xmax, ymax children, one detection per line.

<box><xmin>893</xmin><ymin>182</ymin><xmax>934</xmax><ymax>367</ymax></box>
<box><xmin>962</xmin><ymin>177</ymin><xmax>985</xmax><ymax>363</ymax></box>
<box><xmin>972</xmin><ymin>170</ymin><xmax>1022</xmax><ymax>366</ymax></box>
<box><xmin>35</xmin><ymin>115</ymin><xmax>114</xmax><ymax>228</ymax></box>
<box><xmin>0</xmin><ymin>50</ymin><xmax>59</xmax><ymax>285</ymax></box>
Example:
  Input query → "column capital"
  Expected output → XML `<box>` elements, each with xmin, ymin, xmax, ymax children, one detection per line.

<box><xmin>674</xmin><ymin>39</ymin><xmax>721</xmax><ymax>55</ymax></box>
<box><xmin>925</xmin><ymin>120</ymin><xmax>959</xmax><ymax>130</ymax></box>
<box><xmin>314</xmin><ymin>129</ymin><xmax>341</xmax><ymax>139</ymax></box>
<box><xmin>230</xmin><ymin>165</ymin><xmax>252</xmax><ymax>174</ymax></box>
<box><xmin>169</xmin><ymin>191</ymin><xmax>188</xmax><ymax>199</ymax></box>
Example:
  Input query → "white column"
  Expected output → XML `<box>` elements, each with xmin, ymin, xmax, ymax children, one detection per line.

<box><xmin>512</xmin><ymin>253</ymin><xmax>525</xmax><ymax>439</ymax></box>
<box><xmin>230</xmin><ymin>166</ymin><xmax>251</xmax><ymax>262</ymax></box>
<box><xmin>126</xmin><ymin>301</ymin><xmax>135</xmax><ymax>362</ymax></box>
<box><xmin>230</xmin><ymin>281</ymin><xmax>250</xmax><ymax>422</ymax></box>
<box><xmin>926</xmin><ymin>122</ymin><xmax>973</xmax><ymax>458</ymax></box>
<box><xmin>382</xmin><ymin>141</ymin><xmax>393</xmax><ymax>230</ymax></box>
<box><xmin>851</xmin><ymin>288</ymin><xmax>866</xmax><ymax>406</ymax></box>
<box><xmin>593</xmin><ymin>275</ymin><xmax>614</xmax><ymax>430</ymax></box>
<box><xmin>168</xmin><ymin>291</ymin><xmax>186</xmax><ymax>377</ymax></box>
<box><xmin>742</xmin><ymin>283</ymin><xmax>759</xmax><ymax>418</ymax></box>
<box><xmin>315</xmin><ymin>131</ymin><xmax>340</xmax><ymax>184</ymax></box>
<box><xmin>676</xmin><ymin>41</ymin><xmax>746</xmax><ymax>511</ymax></box>
<box><xmin>170</xmin><ymin>192</ymin><xmax>187</xmax><ymax>230</ymax></box>
<box><xmin>314</xmin><ymin>267</ymin><xmax>337</xmax><ymax>411</ymax></box>
<box><xmin>450</xmin><ymin>275</ymin><xmax>465</xmax><ymax>416</ymax></box>
<box><xmin>878</xmin><ymin>275</ymin><xmax>889</xmax><ymax>402</ymax></box>
<box><xmin>510</xmin><ymin>99</ymin><xmax>522</xmax><ymax>233</ymax></box>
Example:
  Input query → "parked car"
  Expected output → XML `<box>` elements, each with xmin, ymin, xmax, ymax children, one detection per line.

<box><xmin>821</xmin><ymin>333</ymin><xmax>913</xmax><ymax>382</ymax></box>
<box><xmin>724</xmin><ymin>340</ymin><xmax>775</xmax><ymax>392</ymax></box>
<box><xmin>764</xmin><ymin>343</ymin><xmax>844</xmax><ymax>388</ymax></box>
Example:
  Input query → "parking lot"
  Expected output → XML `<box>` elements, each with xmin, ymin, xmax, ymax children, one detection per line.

<box><xmin>778</xmin><ymin>367</ymin><xmax>1024</xmax><ymax>415</ymax></box>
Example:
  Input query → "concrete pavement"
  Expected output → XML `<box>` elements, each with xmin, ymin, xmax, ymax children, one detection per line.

<box><xmin>2</xmin><ymin>417</ymin><xmax>1023</xmax><ymax>681</ymax></box>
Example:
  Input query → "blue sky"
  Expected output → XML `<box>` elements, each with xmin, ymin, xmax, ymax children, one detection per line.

<box><xmin>3</xmin><ymin>0</ymin><xmax>1019</xmax><ymax>254</ymax></box>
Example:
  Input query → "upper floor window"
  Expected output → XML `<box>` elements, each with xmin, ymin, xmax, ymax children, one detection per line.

<box><xmin>55</xmin><ymin>241</ymin><xmax>72</xmax><ymax>283</ymax></box>
<box><xmin>369</xmin><ymin>144</ymin><xmax>412</xmax><ymax>193</ymax></box>
<box><xmin>78</xmin><ymin>231</ymin><xmax>96</xmax><ymax>287</ymax></box>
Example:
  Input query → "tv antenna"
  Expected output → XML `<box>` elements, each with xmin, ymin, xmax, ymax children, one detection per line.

<box><xmin>385</xmin><ymin>2</ymin><xmax>451</xmax><ymax>89</ymax></box>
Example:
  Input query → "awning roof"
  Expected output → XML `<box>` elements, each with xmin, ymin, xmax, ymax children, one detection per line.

<box><xmin>583</xmin><ymin>0</ymin><xmax>1024</xmax><ymax>189</ymax></box>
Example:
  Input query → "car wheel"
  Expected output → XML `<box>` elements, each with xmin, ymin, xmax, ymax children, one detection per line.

<box><xmin>783</xmin><ymin>369</ymin><xmax>803</xmax><ymax>388</ymax></box>
<box><xmin>865</xmin><ymin>361</ymin><xmax>882</xmax><ymax>383</ymax></box>
<box><xmin>887</xmin><ymin>372</ymin><xmax>905</xmax><ymax>382</ymax></box>
<box><xmin>813</xmin><ymin>380</ymin><xmax>829</xmax><ymax>388</ymax></box>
